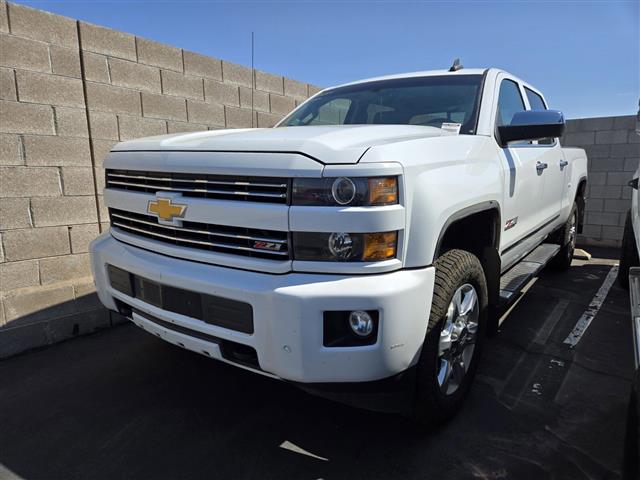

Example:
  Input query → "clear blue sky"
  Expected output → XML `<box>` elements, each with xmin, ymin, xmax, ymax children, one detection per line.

<box><xmin>17</xmin><ymin>0</ymin><xmax>640</xmax><ymax>119</ymax></box>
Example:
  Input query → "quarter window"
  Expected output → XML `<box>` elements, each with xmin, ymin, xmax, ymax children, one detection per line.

<box><xmin>496</xmin><ymin>79</ymin><xmax>525</xmax><ymax>127</ymax></box>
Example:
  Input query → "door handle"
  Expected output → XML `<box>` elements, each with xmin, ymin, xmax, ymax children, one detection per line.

<box><xmin>536</xmin><ymin>161</ymin><xmax>548</xmax><ymax>173</ymax></box>
<box><xmin>559</xmin><ymin>159</ymin><xmax>569</xmax><ymax>168</ymax></box>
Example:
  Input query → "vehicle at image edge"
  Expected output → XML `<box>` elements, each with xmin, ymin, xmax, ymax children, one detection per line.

<box><xmin>620</xmin><ymin>107</ymin><xmax>639</xmax><ymax>480</ymax></box>
<box><xmin>90</xmin><ymin>62</ymin><xmax>588</xmax><ymax>425</ymax></box>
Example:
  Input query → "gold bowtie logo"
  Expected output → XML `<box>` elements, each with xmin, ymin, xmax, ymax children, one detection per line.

<box><xmin>148</xmin><ymin>198</ymin><xmax>187</xmax><ymax>221</ymax></box>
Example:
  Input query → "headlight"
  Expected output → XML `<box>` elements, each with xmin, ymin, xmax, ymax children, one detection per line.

<box><xmin>293</xmin><ymin>231</ymin><xmax>397</xmax><ymax>262</ymax></box>
<box><xmin>292</xmin><ymin>176</ymin><xmax>398</xmax><ymax>206</ymax></box>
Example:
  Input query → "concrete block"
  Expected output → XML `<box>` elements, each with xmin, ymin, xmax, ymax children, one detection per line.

<box><xmin>602</xmin><ymin>225</ymin><xmax>624</xmax><ymax>241</ymax></box>
<box><xmin>308</xmin><ymin>85</ymin><xmax>323</xmax><ymax>96</ymax></box>
<box><xmin>50</xmin><ymin>45</ymin><xmax>81</xmax><ymax>78</ymax></box>
<box><xmin>141</xmin><ymin>92</ymin><xmax>186</xmax><ymax>121</ymax></box>
<box><xmin>595</xmin><ymin>130</ymin><xmax>628</xmax><ymax>145</ymax></box>
<box><xmin>2</xmin><ymin>226</ymin><xmax>70</xmax><ymax>261</ymax></box>
<box><xmin>0</xmin><ymin>133</ymin><xmax>22</xmax><ymax>166</ymax></box>
<box><xmin>564</xmin><ymin>120</ymin><xmax>580</xmax><ymax>133</ymax></box>
<box><xmin>39</xmin><ymin>253</ymin><xmax>91</xmax><ymax>285</ymax></box>
<box><xmin>587</xmin><ymin>185</ymin><xmax>622</xmax><ymax>199</ymax></box>
<box><xmin>183</xmin><ymin>50</ymin><xmax>222</xmax><ymax>80</ymax></box>
<box><xmin>224</xmin><ymin>106</ymin><xmax>253</xmax><ymax>128</ymax></box>
<box><xmin>587</xmin><ymin>211</ymin><xmax>619</xmax><ymax>226</ymax></box>
<box><xmin>588</xmin><ymin>172</ymin><xmax>606</xmax><ymax>186</ymax></box>
<box><xmin>0</xmin><ymin>260</ymin><xmax>39</xmax><ymax>291</ymax></box>
<box><xmin>624</xmin><ymin>158</ymin><xmax>639</xmax><ymax>172</ymax></box>
<box><xmin>94</xmin><ymin>167</ymin><xmax>105</xmax><ymax>192</ymax></box>
<box><xmin>284</xmin><ymin>78</ymin><xmax>308</xmax><ymax>99</ymax></box>
<box><xmin>97</xmin><ymin>194</ymin><xmax>108</xmax><ymax>221</ymax></box>
<box><xmin>79</xmin><ymin>21</ymin><xmax>136</xmax><ymax>61</ymax></box>
<box><xmin>579</xmin><ymin>116</ymin><xmax>614</xmax><ymax>131</ymax></box>
<box><xmin>23</xmin><ymin>135</ymin><xmax>91</xmax><ymax>166</ymax></box>
<box><xmin>623</xmin><ymin>187</ymin><xmax>633</xmax><ymax>200</ymax></box>
<box><xmin>118</xmin><ymin>114</ymin><xmax>166</xmax><ymax>140</ymax></box>
<box><xmin>167</xmin><ymin>121</ymin><xmax>207</xmax><ymax>134</ymax></box>
<box><xmin>85</xmin><ymin>82</ymin><xmax>141</xmax><ymax>115</ymax></box>
<box><xmin>137</xmin><ymin>37</ymin><xmax>183</xmax><ymax>72</ymax></box>
<box><xmin>585</xmin><ymin>198</ymin><xmax>603</xmax><ymax>212</ymax></box>
<box><xmin>0</xmin><ymin>100</ymin><xmax>55</xmax><ymax>134</ymax></box>
<box><xmin>109</xmin><ymin>57</ymin><xmax>161</xmax><ymax>93</ymax></box>
<box><xmin>0</xmin><ymin>1</ymin><xmax>7</xmax><ymax>33</ymax></box>
<box><xmin>257</xmin><ymin>111</ymin><xmax>282</xmax><ymax>128</ymax></box>
<box><xmin>0</xmin><ymin>166</ymin><xmax>60</xmax><ymax>197</ymax></box>
<box><xmin>81</xmin><ymin>52</ymin><xmax>109</xmax><ymax>83</ymax></box>
<box><xmin>186</xmin><ymin>100</ymin><xmax>224</xmax><ymax>126</ymax></box>
<box><xmin>0</xmin><ymin>33</ymin><xmax>50</xmax><ymax>72</ymax></box>
<box><xmin>0</xmin><ymin>67</ymin><xmax>16</xmax><ymax>100</ymax></box>
<box><xmin>2</xmin><ymin>283</ymin><xmax>75</xmax><ymax>324</ymax></box>
<box><xmin>239</xmin><ymin>87</ymin><xmax>269</xmax><ymax>112</ymax></box>
<box><xmin>613</xmin><ymin>116</ymin><xmax>636</xmax><ymax>130</ymax></box>
<box><xmin>582</xmin><ymin>144</ymin><xmax>611</xmax><ymax>159</ymax></box>
<box><xmin>88</xmin><ymin>111</ymin><xmax>118</xmax><ymax>140</ymax></box>
<box><xmin>47</xmin><ymin>308</ymin><xmax>111</xmax><ymax>345</ymax></box>
<box><xmin>61</xmin><ymin>167</ymin><xmax>95</xmax><ymax>195</ymax></box>
<box><xmin>161</xmin><ymin>70</ymin><xmax>203</xmax><ymax>100</ymax></box>
<box><xmin>604</xmin><ymin>198</ymin><xmax>632</xmax><ymax>213</ymax></box>
<box><xmin>611</xmin><ymin>143</ymin><xmax>640</xmax><ymax>158</ymax></box>
<box><xmin>204</xmin><ymin>80</ymin><xmax>239</xmax><ymax>106</ymax></box>
<box><xmin>255</xmin><ymin>70</ymin><xmax>283</xmax><ymax>94</ymax></box>
<box><xmin>31</xmin><ymin>196</ymin><xmax>98</xmax><ymax>226</ymax></box>
<box><xmin>607</xmin><ymin>171</ymin><xmax>633</xmax><ymax>186</ymax></box>
<box><xmin>0</xmin><ymin>197</ymin><xmax>31</xmax><ymax>229</ymax></box>
<box><xmin>270</xmin><ymin>94</ymin><xmax>296</xmax><ymax>115</ymax></box>
<box><xmin>221</xmin><ymin>61</ymin><xmax>252</xmax><ymax>87</ymax></box>
<box><xmin>580</xmin><ymin>224</ymin><xmax>602</xmax><ymax>238</ymax></box>
<box><xmin>562</xmin><ymin>131</ymin><xmax>595</xmax><ymax>146</ymax></box>
<box><xmin>55</xmin><ymin>107</ymin><xmax>89</xmax><ymax>138</ymax></box>
<box><xmin>15</xmin><ymin>70</ymin><xmax>84</xmax><ymax>107</ymax></box>
<box><xmin>69</xmin><ymin>223</ymin><xmax>99</xmax><ymax>253</ymax></box>
<box><xmin>590</xmin><ymin>158</ymin><xmax>624</xmax><ymax>172</ymax></box>
<box><xmin>8</xmin><ymin>3</ymin><xmax>77</xmax><ymax>48</ymax></box>
<box><xmin>92</xmin><ymin>140</ymin><xmax>117</xmax><ymax>167</ymax></box>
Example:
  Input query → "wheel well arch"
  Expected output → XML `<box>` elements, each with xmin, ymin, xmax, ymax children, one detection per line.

<box><xmin>576</xmin><ymin>176</ymin><xmax>587</xmax><ymax>234</ymax></box>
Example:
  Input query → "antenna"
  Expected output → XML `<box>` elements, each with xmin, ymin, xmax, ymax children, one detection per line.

<box><xmin>449</xmin><ymin>58</ymin><xmax>463</xmax><ymax>72</ymax></box>
<box><xmin>251</xmin><ymin>31</ymin><xmax>255</xmax><ymax>128</ymax></box>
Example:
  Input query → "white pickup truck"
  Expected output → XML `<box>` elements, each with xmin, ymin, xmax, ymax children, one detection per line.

<box><xmin>90</xmin><ymin>64</ymin><xmax>588</xmax><ymax>424</ymax></box>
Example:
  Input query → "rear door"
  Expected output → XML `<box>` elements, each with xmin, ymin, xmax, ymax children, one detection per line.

<box><xmin>494</xmin><ymin>75</ymin><xmax>547</xmax><ymax>268</ymax></box>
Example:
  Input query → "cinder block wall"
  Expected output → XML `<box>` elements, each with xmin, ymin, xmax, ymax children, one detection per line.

<box><xmin>562</xmin><ymin>116</ymin><xmax>639</xmax><ymax>247</ymax></box>
<box><xmin>0</xmin><ymin>1</ymin><xmax>319</xmax><ymax>356</ymax></box>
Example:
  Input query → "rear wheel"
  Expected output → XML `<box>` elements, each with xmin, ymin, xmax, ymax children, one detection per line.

<box><xmin>618</xmin><ymin>210</ymin><xmax>639</xmax><ymax>290</ymax></box>
<box><xmin>413</xmin><ymin>249</ymin><xmax>487</xmax><ymax>426</ymax></box>
<box><xmin>551</xmin><ymin>203</ymin><xmax>578</xmax><ymax>270</ymax></box>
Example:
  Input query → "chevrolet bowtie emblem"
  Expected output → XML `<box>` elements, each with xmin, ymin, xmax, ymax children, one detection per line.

<box><xmin>148</xmin><ymin>198</ymin><xmax>187</xmax><ymax>221</ymax></box>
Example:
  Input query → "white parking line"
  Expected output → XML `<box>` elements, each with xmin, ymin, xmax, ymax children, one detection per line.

<box><xmin>563</xmin><ymin>265</ymin><xmax>618</xmax><ymax>348</ymax></box>
<box><xmin>279</xmin><ymin>441</ymin><xmax>329</xmax><ymax>462</ymax></box>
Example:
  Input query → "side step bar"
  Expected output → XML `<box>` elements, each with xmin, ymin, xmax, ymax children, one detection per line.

<box><xmin>499</xmin><ymin>243</ymin><xmax>560</xmax><ymax>304</ymax></box>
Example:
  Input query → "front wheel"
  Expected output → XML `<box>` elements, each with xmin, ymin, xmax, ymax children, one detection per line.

<box><xmin>413</xmin><ymin>249</ymin><xmax>487</xmax><ymax>426</ymax></box>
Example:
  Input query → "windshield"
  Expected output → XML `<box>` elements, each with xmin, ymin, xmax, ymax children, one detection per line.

<box><xmin>279</xmin><ymin>74</ymin><xmax>484</xmax><ymax>134</ymax></box>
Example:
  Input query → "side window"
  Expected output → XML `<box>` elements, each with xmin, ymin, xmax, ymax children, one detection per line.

<box><xmin>525</xmin><ymin>87</ymin><xmax>554</xmax><ymax>144</ymax></box>
<box><xmin>496</xmin><ymin>79</ymin><xmax>525</xmax><ymax>127</ymax></box>
<box><xmin>525</xmin><ymin>88</ymin><xmax>547</xmax><ymax>110</ymax></box>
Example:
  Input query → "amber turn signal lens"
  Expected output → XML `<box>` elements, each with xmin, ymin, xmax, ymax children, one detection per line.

<box><xmin>368</xmin><ymin>177</ymin><xmax>398</xmax><ymax>206</ymax></box>
<box><xmin>362</xmin><ymin>231</ymin><xmax>397</xmax><ymax>261</ymax></box>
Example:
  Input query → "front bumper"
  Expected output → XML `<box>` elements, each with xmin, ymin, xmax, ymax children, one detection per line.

<box><xmin>90</xmin><ymin>232</ymin><xmax>435</xmax><ymax>384</ymax></box>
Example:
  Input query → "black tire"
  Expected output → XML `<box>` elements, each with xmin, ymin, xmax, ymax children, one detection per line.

<box><xmin>413</xmin><ymin>249</ymin><xmax>487</xmax><ymax>426</ymax></box>
<box><xmin>551</xmin><ymin>202</ymin><xmax>578</xmax><ymax>270</ymax></box>
<box><xmin>618</xmin><ymin>210</ymin><xmax>639</xmax><ymax>290</ymax></box>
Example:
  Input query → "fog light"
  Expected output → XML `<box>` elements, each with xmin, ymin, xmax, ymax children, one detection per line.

<box><xmin>328</xmin><ymin>232</ymin><xmax>353</xmax><ymax>259</ymax></box>
<box><xmin>349</xmin><ymin>310</ymin><xmax>374</xmax><ymax>337</ymax></box>
<box><xmin>331</xmin><ymin>177</ymin><xmax>356</xmax><ymax>205</ymax></box>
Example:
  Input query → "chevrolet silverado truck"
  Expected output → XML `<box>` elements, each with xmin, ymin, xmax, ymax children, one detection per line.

<box><xmin>90</xmin><ymin>64</ymin><xmax>588</xmax><ymax>424</ymax></box>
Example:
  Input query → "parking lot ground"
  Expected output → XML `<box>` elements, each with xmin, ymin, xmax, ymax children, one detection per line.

<box><xmin>0</xmin><ymin>247</ymin><xmax>634</xmax><ymax>480</ymax></box>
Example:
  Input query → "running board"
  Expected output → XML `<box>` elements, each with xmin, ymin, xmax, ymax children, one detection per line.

<box><xmin>499</xmin><ymin>243</ymin><xmax>560</xmax><ymax>304</ymax></box>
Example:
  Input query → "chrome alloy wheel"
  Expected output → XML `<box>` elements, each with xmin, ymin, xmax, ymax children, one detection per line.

<box><xmin>568</xmin><ymin>211</ymin><xmax>577</xmax><ymax>249</ymax></box>
<box><xmin>437</xmin><ymin>283</ymin><xmax>479</xmax><ymax>395</ymax></box>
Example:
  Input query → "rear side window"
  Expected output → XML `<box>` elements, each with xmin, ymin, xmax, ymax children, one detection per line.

<box><xmin>496</xmin><ymin>79</ymin><xmax>525</xmax><ymax>126</ymax></box>
<box><xmin>525</xmin><ymin>88</ymin><xmax>547</xmax><ymax>110</ymax></box>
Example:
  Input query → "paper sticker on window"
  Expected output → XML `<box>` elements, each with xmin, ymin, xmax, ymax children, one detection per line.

<box><xmin>441</xmin><ymin>122</ymin><xmax>462</xmax><ymax>134</ymax></box>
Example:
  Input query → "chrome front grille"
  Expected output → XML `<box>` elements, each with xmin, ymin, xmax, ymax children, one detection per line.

<box><xmin>109</xmin><ymin>208</ymin><xmax>289</xmax><ymax>260</ymax></box>
<box><xmin>106</xmin><ymin>169</ymin><xmax>289</xmax><ymax>204</ymax></box>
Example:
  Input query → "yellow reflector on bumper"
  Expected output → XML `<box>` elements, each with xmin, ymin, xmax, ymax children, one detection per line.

<box><xmin>363</xmin><ymin>231</ymin><xmax>398</xmax><ymax>261</ymax></box>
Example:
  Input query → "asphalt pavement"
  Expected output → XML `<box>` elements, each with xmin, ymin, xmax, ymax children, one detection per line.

<box><xmin>0</xmin><ymin>247</ymin><xmax>634</xmax><ymax>480</ymax></box>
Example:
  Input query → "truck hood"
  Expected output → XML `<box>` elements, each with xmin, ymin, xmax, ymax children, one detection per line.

<box><xmin>111</xmin><ymin>125</ymin><xmax>450</xmax><ymax>164</ymax></box>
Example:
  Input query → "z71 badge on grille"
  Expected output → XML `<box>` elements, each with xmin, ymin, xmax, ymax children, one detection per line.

<box><xmin>253</xmin><ymin>241</ymin><xmax>284</xmax><ymax>252</ymax></box>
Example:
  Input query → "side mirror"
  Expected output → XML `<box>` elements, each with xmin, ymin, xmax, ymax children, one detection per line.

<box><xmin>629</xmin><ymin>178</ymin><xmax>639</xmax><ymax>190</ymax></box>
<box><xmin>497</xmin><ymin>110</ymin><xmax>565</xmax><ymax>147</ymax></box>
